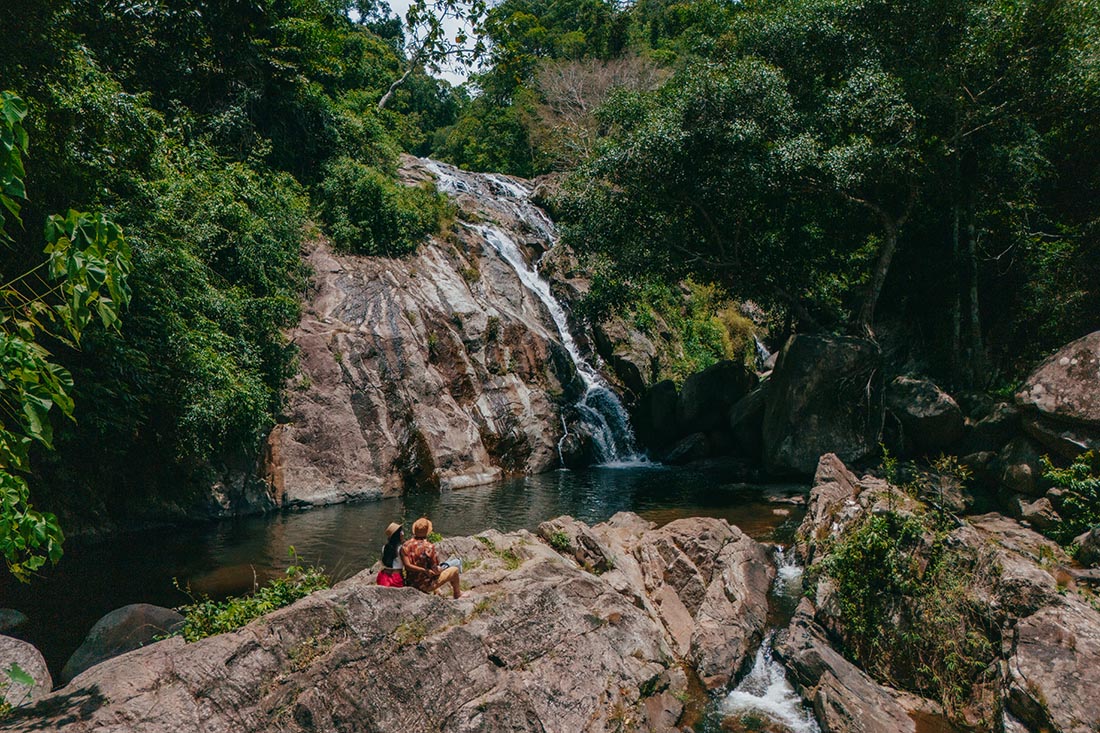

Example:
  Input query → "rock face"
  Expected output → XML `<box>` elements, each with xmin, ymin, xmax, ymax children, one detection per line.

<box><xmin>885</xmin><ymin>375</ymin><xmax>964</xmax><ymax>453</ymax></box>
<box><xmin>0</xmin><ymin>636</ymin><xmax>51</xmax><ymax>710</ymax></box>
<box><xmin>61</xmin><ymin>603</ymin><xmax>185</xmax><ymax>684</ymax></box>
<box><xmin>264</xmin><ymin>158</ymin><xmax>584</xmax><ymax>506</ymax></box>
<box><xmin>14</xmin><ymin>515</ymin><xmax>774</xmax><ymax>733</ymax></box>
<box><xmin>763</xmin><ymin>334</ymin><xmax>884</xmax><ymax>476</ymax></box>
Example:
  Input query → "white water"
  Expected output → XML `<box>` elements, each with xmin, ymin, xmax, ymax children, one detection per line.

<box><xmin>719</xmin><ymin>548</ymin><xmax>820</xmax><ymax>733</ymax></box>
<box><xmin>424</xmin><ymin>159</ymin><xmax>645</xmax><ymax>465</ymax></box>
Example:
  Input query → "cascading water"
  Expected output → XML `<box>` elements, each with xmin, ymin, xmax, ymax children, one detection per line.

<box><xmin>719</xmin><ymin>548</ymin><xmax>820</xmax><ymax>733</ymax></box>
<box><xmin>424</xmin><ymin>159</ymin><xmax>645</xmax><ymax>465</ymax></box>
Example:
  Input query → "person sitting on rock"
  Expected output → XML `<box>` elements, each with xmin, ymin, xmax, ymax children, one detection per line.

<box><xmin>376</xmin><ymin>522</ymin><xmax>405</xmax><ymax>588</ymax></box>
<box><xmin>401</xmin><ymin>517</ymin><xmax>462</xmax><ymax>599</ymax></box>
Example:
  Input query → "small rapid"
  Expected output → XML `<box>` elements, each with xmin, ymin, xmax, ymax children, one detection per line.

<box><xmin>424</xmin><ymin>159</ymin><xmax>645</xmax><ymax>466</ymax></box>
<box><xmin>718</xmin><ymin>547</ymin><xmax>820</xmax><ymax>733</ymax></box>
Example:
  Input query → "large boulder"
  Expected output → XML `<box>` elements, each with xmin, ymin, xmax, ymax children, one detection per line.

<box><xmin>999</xmin><ymin>436</ymin><xmax>1045</xmax><ymax>497</ymax></box>
<box><xmin>17</xmin><ymin>516</ymin><xmax>773</xmax><ymax>733</ymax></box>
<box><xmin>1017</xmin><ymin>330</ymin><xmax>1100</xmax><ymax>428</ymax></box>
<box><xmin>1015</xmin><ymin>330</ymin><xmax>1100</xmax><ymax>460</ymax></box>
<box><xmin>61</xmin><ymin>604</ymin><xmax>184</xmax><ymax>684</ymax></box>
<box><xmin>762</xmin><ymin>334</ymin><xmax>884</xmax><ymax>476</ymax></box>
<box><xmin>1076</xmin><ymin>526</ymin><xmax>1100</xmax><ymax>567</ymax></box>
<box><xmin>633</xmin><ymin>380</ymin><xmax>680</xmax><ymax>450</ymax></box>
<box><xmin>677</xmin><ymin>360</ymin><xmax>756</xmax><ymax>435</ymax></box>
<box><xmin>0</xmin><ymin>636</ymin><xmax>51</xmax><ymax>709</ymax></box>
<box><xmin>727</xmin><ymin>386</ymin><xmax>768</xmax><ymax>462</ymax></box>
<box><xmin>885</xmin><ymin>376</ymin><xmax>964</xmax><ymax>453</ymax></box>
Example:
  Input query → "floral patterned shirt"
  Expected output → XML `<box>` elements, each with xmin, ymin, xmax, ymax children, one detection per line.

<box><xmin>401</xmin><ymin>538</ymin><xmax>439</xmax><ymax>591</ymax></box>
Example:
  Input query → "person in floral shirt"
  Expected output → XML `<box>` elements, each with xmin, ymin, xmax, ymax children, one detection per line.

<box><xmin>401</xmin><ymin>517</ymin><xmax>462</xmax><ymax>598</ymax></box>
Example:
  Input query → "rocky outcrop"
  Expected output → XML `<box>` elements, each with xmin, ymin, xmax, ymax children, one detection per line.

<box><xmin>61</xmin><ymin>603</ymin><xmax>184</xmax><ymax>684</ymax></box>
<box><xmin>676</xmin><ymin>360</ymin><xmax>755</xmax><ymax>435</ymax></box>
<box><xmin>886</xmin><ymin>375</ymin><xmax>964</xmax><ymax>454</ymax></box>
<box><xmin>763</xmin><ymin>334</ymin><xmax>884</xmax><ymax>476</ymax></box>
<box><xmin>1016</xmin><ymin>329</ymin><xmax>1100</xmax><ymax>459</ymax></box>
<box><xmin>12</xmin><ymin>515</ymin><xmax>773</xmax><ymax>733</ymax></box>
<box><xmin>0</xmin><ymin>636</ymin><xmax>51</xmax><ymax>710</ymax></box>
<box><xmin>792</xmin><ymin>453</ymin><xmax>1100</xmax><ymax>733</ymax></box>
<box><xmin>264</xmin><ymin>159</ymin><xmax>584</xmax><ymax>506</ymax></box>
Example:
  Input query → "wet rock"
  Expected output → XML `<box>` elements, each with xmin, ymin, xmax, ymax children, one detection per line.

<box><xmin>0</xmin><ymin>636</ymin><xmax>51</xmax><ymax>709</ymax></box>
<box><xmin>886</xmin><ymin>376</ymin><xmax>964</xmax><ymax>454</ymax></box>
<box><xmin>774</xmin><ymin>599</ymin><xmax>939</xmax><ymax>733</ymax></box>
<box><xmin>593</xmin><ymin>318</ymin><xmax>658</xmax><ymax>397</ymax></box>
<box><xmin>1016</xmin><ymin>329</ymin><xmax>1100</xmax><ymax>428</ymax></box>
<box><xmin>999</xmin><ymin>436</ymin><xmax>1045</xmax><ymax>496</ymax></box>
<box><xmin>763</xmin><ymin>335</ymin><xmax>884</xmax><ymax>476</ymax></box>
<box><xmin>677</xmin><ymin>361</ymin><xmax>755</xmax><ymax>435</ymax></box>
<box><xmin>558</xmin><ymin>419</ymin><xmax>597</xmax><ymax>469</ymax></box>
<box><xmin>0</xmin><ymin>609</ymin><xmax>27</xmax><ymax>635</ymax></box>
<box><xmin>61</xmin><ymin>604</ymin><xmax>184</xmax><ymax>684</ymax></box>
<box><xmin>658</xmin><ymin>433</ymin><xmax>711</xmax><ymax>465</ymax></box>
<box><xmin>21</xmin><ymin>516</ymin><xmax>773</xmax><ymax>733</ymax></box>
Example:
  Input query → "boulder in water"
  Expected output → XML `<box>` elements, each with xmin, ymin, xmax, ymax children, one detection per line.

<box><xmin>762</xmin><ymin>335</ymin><xmax>884</xmax><ymax>476</ymax></box>
<box><xmin>0</xmin><ymin>636</ymin><xmax>51</xmax><ymax>709</ymax></box>
<box><xmin>657</xmin><ymin>432</ymin><xmax>711</xmax><ymax>465</ymax></box>
<box><xmin>61</xmin><ymin>603</ymin><xmax>184</xmax><ymax>684</ymax></box>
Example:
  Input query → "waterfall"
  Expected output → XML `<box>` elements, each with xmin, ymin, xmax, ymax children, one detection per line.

<box><xmin>754</xmin><ymin>335</ymin><xmax>773</xmax><ymax>371</ymax></box>
<box><xmin>719</xmin><ymin>547</ymin><xmax>820</xmax><ymax>733</ymax></box>
<box><xmin>424</xmin><ymin>159</ymin><xmax>645</xmax><ymax>466</ymax></box>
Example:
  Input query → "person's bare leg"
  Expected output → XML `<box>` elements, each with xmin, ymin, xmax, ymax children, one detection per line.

<box><xmin>432</xmin><ymin>567</ymin><xmax>461</xmax><ymax>598</ymax></box>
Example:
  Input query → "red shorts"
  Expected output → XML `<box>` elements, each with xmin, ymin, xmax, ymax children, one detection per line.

<box><xmin>376</xmin><ymin>569</ymin><xmax>404</xmax><ymax>588</ymax></box>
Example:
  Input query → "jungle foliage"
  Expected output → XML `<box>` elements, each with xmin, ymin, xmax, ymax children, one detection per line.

<box><xmin>433</xmin><ymin>0</ymin><xmax>1100</xmax><ymax>386</ymax></box>
<box><xmin>0</xmin><ymin>0</ymin><xmax>460</xmax><ymax>551</ymax></box>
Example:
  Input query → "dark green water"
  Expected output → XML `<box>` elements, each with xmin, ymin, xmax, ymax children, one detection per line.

<box><xmin>1</xmin><ymin>462</ymin><xmax>806</xmax><ymax>681</ymax></box>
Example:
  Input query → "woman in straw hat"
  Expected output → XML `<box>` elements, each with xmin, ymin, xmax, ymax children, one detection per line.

<box><xmin>376</xmin><ymin>522</ymin><xmax>406</xmax><ymax>588</ymax></box>
<box><xmin>401</xmin><ymin>517</ymin><xmax>462</xmax><ymax>598</ymax></box>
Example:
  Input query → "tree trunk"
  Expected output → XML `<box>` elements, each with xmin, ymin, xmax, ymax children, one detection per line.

<box><xmin>378</xmin><ymin>64</ymin><xmax>415</xmax><ymax>110</ymax></box>
<box><xmin>857</xmin><ymin>221</ymin><xmax>899</xmax><ymax>335</ymax></box>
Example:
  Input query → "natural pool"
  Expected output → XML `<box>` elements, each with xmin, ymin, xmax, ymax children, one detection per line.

<box><xmin>1</xmin><ymin>461</ymin><xmax>807</xmax><ymax>685</ymax></box>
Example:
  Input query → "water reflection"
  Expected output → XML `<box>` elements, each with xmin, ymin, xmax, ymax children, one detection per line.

<box><xmin>1</xmin><ymin>462</ymin><xmax>805</xmax><ymax>679</ymax></box>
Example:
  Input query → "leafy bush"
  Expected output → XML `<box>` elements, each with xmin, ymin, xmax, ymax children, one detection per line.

<box><xmin>822</xmin><ymin>510</ymin><xmax>997</xmax><ymax>718</ymax></box>
<box><xmin>175</xmin><ymin>556</ymin><xmax>330</xmax><ymax>642</ymax></box>
<box><xmin>1043</xmin><ymin>451</ymin><xmax>1100</xmax><ymax>543</ymax></box>
<box><xmin>317</xmin><ymin>157</ymin><xmax>449</xmax><ymax>256</ymax></box>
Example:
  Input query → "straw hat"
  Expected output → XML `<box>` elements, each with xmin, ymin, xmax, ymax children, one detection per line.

<box><xmin>385</xmin><ymin>522</ymin><xmax>402</xmax><ymax>540</ymax></box>
<box><xmin>412</xmin><ymin>517</ymin><xmax>433</xmax><ymax>539</ymax></box>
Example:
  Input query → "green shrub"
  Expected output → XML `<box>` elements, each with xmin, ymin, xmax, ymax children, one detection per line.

<box><xmin>548</xmin><ymin>530</ymin><xmax>572</xmax><ymax>553</ymax></box>
<box><xmin>175</xmin><ymin>554</ymin><xmax>330</xmax><ymax>642</ymax></box>
<box><xmin>317</xmin><ymin>157</ymin><xmax>449</xmax><ymax>256</ymax></box>
<box><xmin>1043</xmin><ymin>451</ymin><xmax>1100</xmax><ymax>543</ymax></box>
<box><xmin>822</xmin><ymin>510</ymin><xmax>996</xmax><ymax>719</ymax></box>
